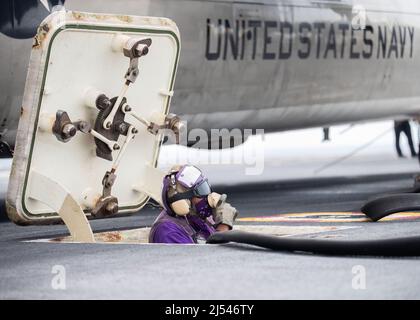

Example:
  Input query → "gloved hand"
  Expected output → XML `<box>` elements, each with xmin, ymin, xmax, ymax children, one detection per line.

<box><xmin>208</xmin><ymin>192</ymin><xmax>238</xmax><ymax>229</ymax></box>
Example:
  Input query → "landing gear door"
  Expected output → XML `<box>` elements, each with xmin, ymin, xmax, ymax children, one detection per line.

<box><xmin>6</xmin><ymin>10</ymin><xmax>180</xmax><ymax>225</ymax></box>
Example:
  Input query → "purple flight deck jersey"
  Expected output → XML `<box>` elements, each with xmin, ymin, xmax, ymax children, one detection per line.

<box><xmin>149</xmin><ymin>210</ymin><xmax>216</xmax><ymax>244</ymax></box>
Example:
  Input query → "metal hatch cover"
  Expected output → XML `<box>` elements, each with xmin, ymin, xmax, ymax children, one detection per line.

<box><xmin>6</xmin><ymin>10</ymin><xmax>180</xmax><ymax>225</ymax></box>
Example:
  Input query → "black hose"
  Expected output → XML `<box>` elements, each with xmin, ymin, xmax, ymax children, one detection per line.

<box><xmin>207</xmin><ymin>230</ymin><xmax>420</xmax><ymax>257</ymax></box>
<box><xmin>361</xmin><ymin>194</ymin><xmax>420</xmax><ymax>222</ymax></box>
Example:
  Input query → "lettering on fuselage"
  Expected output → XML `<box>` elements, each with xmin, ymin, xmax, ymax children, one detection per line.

<box><xmin>205</xmin><ymin>19</ymin><xmax>415</xmax><ymax>61</ymax></box>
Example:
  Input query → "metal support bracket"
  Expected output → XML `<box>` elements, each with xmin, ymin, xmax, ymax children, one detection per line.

<box><xmin>28</xmin><ymin>170</ymin><xmax>95</xmax><ymax>243</ymax></box>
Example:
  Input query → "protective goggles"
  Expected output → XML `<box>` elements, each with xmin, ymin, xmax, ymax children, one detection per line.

<box><xmin>167</xmin><ymin>166</ymin><xmax>212</xmax><ymax>204</ymax></box>
<box><xmin>175</xmin><ymin>165</ymin><xmax>204</xmax><ymax>188</ymax></box>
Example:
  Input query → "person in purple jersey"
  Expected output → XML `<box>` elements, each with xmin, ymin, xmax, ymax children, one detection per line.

<box><xmin>149</xmin><ymin>165</ymin><xmax>238</xmax><ymax>244</ymax></box>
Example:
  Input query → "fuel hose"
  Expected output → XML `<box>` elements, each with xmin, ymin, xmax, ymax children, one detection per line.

<box><xmin>207</xmin><ymin>230</ymin><xmax>420</xmax><ymax>257</ymax></box>
<box><xmin>361</xmin><ymin>194</ymin><xmax>420</xmax><ymax>222</ymax></box>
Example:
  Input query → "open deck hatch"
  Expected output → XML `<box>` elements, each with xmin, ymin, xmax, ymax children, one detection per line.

<box><xmin>7</xmin><ymin>10</ymin><xmax>181</xmax><ymax>241</ymax></box>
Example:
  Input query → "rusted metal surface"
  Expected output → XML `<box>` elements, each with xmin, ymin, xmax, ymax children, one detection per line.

<box><xmin>102</xmin><ymin>231</ymin><xmax>123</xmax><ymax>242</ymax></box>
<box><xmin>31</xmin><ymin>11</ymin><xmax>176</xmax><ymax>52</ymax></box>
<box><xmin>32</xmin><ymin>23</ymin><xmax>50</xmax><ymax>49</ymax></box>
<box><xmin>71</xmin><ymin>11</ymin><xmax>87</xmax><ymax>21</ymax></box>
<box><xmin>47</xmin><ymin>227</ymin><xmax>151</xmax><ymax>244</ymax></box>
<box><xmin>72</xmin><ymin>12</ymin><xmax>133</xmax><ymax>24</ymax></box>
<box><xmin>115</xmin><ymin>15</ymin><xmax>134</xmax><ymax>24</ymax></box>
<box><xmin>69</xmin><ymin>11</ymin><xmax>177</xmax><ymax>28</ymax></box>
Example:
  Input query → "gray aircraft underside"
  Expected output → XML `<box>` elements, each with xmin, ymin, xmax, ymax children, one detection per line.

<box><xmin>1</xmin><ymin>0</ymin><xmax>420</xmax><ymax>148</ymax></box>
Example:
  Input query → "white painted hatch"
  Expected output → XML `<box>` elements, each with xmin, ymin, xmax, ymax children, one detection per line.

<box><xmin>7</xmin><ymin>10</ymin><xmax>180</xmax><ymax>224</ymax></box>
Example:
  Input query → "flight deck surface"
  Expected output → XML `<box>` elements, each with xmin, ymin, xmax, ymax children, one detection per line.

<box><xmin>1</xmin><ymin>158</ymin><xmax>420</xmax><ymax>299</ymax></box>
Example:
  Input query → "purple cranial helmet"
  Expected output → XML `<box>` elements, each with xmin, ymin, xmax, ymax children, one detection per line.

<box><xmin>162</xmin><ymin>165</ymin><xmax>212</xmax><ymax>217</ymax></box>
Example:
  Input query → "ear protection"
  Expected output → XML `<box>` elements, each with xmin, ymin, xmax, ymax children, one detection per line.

<box><xmin>170</xmin><ymin>198</ymin><xmax>191</xmax><ymax>216</ymax></box>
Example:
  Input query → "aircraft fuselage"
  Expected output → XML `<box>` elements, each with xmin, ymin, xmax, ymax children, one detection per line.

<box><xmin>1</xmin><ymin>0</ymin><xmax>420</xmax><ymax>147</ymax></box>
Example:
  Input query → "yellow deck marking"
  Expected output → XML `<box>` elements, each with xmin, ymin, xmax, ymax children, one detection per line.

<box><xmin>238</xmin><ymin>211</ymin><xmax>420</xmax><ymax>223</ymax></box>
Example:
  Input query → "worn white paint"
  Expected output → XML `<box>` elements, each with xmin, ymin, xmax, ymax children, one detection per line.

<box><xmin>7</xmin><ymin>11</ymin><xmax>180</xmax><ymax>225</ymax></box>
<box><xmin>29</xmin><ymin>170</ymin><xmax>95</xmax><ymax>242</ymax></box>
